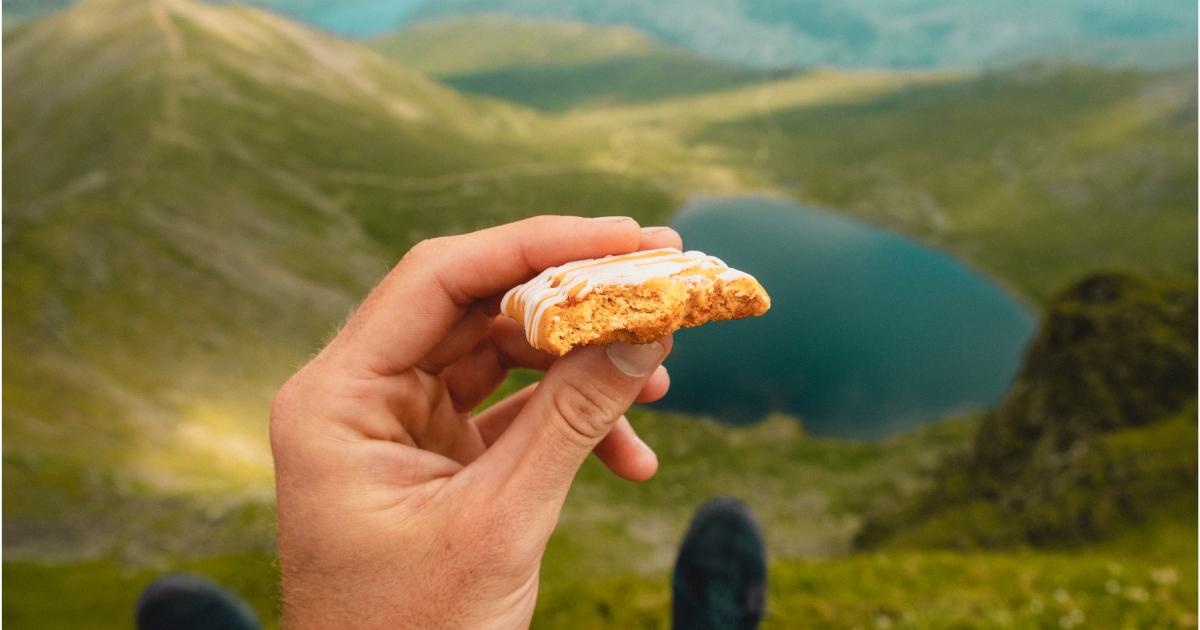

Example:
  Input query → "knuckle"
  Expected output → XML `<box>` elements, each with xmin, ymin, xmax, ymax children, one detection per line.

<box><xmin>549</xmin><ymin>380</ymin><xmax>621</xmax><ymax>445</ymax></box>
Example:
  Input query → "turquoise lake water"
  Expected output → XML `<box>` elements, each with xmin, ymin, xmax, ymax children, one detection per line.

<box><xmin>658</xmin><ymin>197</ymin><xmax>1037</xmax><ymax>439</ymax></box>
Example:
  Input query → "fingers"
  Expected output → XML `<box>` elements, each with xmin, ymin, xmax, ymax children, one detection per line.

<box><xmin>636</xmin><ymin>365</ymin><xmax>670</xmax><ymax>403</ymax></box>
<box><xmin>442</xmin><ymin>318</ymin><xmax>555</xmax><ymax>411</ymax></box>
<box><xmin>441</xmin><ymin>296</ymin><xmax>671</xmax><ymax>412</ymax></box>
<box><xmin>470</xmin><ymin>366</ymin><xmax>668</xmax><ymax>447</ymax></box>
<box><xmin>593</xmin><ymin>416</ymin><xmax>658</xmax><ymax>482</ymax></box>
<box><xmin>416</xmin><ymin>305</ymin><xmax>496</xmax><ymax>373</ymax></box>
<box><xmin>471</xmin><ymin>384</ymin><xmax>537</xmax><ymax>446</ymax></box>
<box><xmin>433</xmin><ymin>226</ymin><xmax>681</xmax><ymax>378</ymax></box>
<box><xmin>471</xmin><ymin>336</ymin><xmax>673</xmax><ymax>521</ymax></box>
<box><xmin>330</xmin><ymin>216</ymin><xmax>643</xmax><ymax>376</ymax></box>
<box><xmin>638</xmin><ymin>225</ymin><xmax>682</xmax><ymax>251</ymax></box>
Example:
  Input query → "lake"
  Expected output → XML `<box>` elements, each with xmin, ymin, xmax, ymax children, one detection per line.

<box><xmin>658</xmin><ymin>196</ymin><xmax>1037</xmax><ymax>439</ymax></box>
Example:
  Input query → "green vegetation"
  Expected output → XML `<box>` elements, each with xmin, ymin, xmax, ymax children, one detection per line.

<box><xmin>373</xmin><ymin>16</ymin><xmax>793</xmax><ymax>111</ymax></box>
<box><xmin>372</xmin><ymin>15</ymin><xmax>665</xmax><ymax>76</ymax></box>
<box><xmin>440</xmin><ymin>52</ymin><xmax>789</xmax><ymax>112</ymax></box>
<box><xmin>409</xmin><ymin>0</ymin><xmax>1197</xmax><ymax>70</ymax></box>
<box><xmin>4</xmin><ymin>553</ymin><xmax>281</xmax><ymax>630</ymax></box>
<box><xmin>860</xmin><ymin>273</ymin><xmax>1198</xmax><ymax>549</ymax></box>
<box><xmin>9</xmin><ymin>524</ymin><xmax>1195</xmax><ymax>629</ymax></box>
<box><xmin>691</xmin><ymin>67</ymin><xmax>1198</xmax><ymax>303</ymax></box>
<box><xmin>3</xmin><ymin>0</ymin><xmax>674</xmax><ymax>545</ymax></box>
<box><xmin>537</xmin><ymin>535</ymin><xmax>1198</xmax><ymax>628</ymax></box>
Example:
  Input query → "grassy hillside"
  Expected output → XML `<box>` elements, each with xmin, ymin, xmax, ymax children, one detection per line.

<box><xmin>10</xmin><ymin>524</ymin><xmax>1196</xmax><ymax>629</ymax></box>
<box><xmin>536</xmin><ymin>526</ymin><xmax>1197</xmax><ymax>628</ymax></box>
<box><xmin>373</xmin><ymin>16</ymin><xmax>793</xmax><ymax>111</ymax></box>
<box><xmin>549</xmin><ymin>64</ymin><xmax>1198</xmax><ymax>305</ymax></box>
<box><xmin>2</xmin><ymin>0</ymin><xmax>425</xmax><ymax>34</ymax></box>
<box><xmin>0</xmin><ymin>404</ymin><xmax>983</xmax><ymax>629</ymax></box>
<box><xmin>3</xmin><ymin>0</ymin><xmax>675</xmax><ymax>562</ymax></box>
<box><xmin>440</xmin><ymin>52</ymin><xmax>790</xmax><ymax>112</ymax></box>
<box><xmin>408</xmin><ymin>0</ymin><xmax>1197</xmax><ymax>70</ymax></box>
<box><xmin>372</xmin><ymin>15</ymin><xmax>665</xmax><ymax>75</ymax></box>
<box><xmin>860</xmin><ymin>272</ymin><xmax>1197</xmax><ymax>550</ymax></box>
<box><xmin>644</xmin><ymin>66</ymin><xmax>1196</xmax><ymax>304</ymax></box>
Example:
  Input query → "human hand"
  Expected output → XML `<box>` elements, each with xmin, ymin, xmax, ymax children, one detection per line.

<box><xmin>270</xmin><ymin>216</ymin><xmax>679</xmax><ymax>628</ymax></box>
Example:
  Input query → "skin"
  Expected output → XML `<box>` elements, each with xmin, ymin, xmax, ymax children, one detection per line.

<box><xmin>271</xmin><ymin>216</ymin><xmax>681</xmax><ymax>628</ymax></box>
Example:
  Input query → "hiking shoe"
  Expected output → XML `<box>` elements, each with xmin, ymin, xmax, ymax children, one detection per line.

<box><xmin>136</xmin><ymin>573</ymin><xmax>260</xmax><ymax>630</ymax></box>
<box><xmin>672</xmin><ymin>497</ymin><xmax>767</xmax><ymax>629</ymax></box>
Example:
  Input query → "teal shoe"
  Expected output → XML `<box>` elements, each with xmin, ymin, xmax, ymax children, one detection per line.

<box><xmin>136</xmin><ymin>574</ymin><xmax>260</xmax><ymax>630</ymax></box>
<box><xmin>672</xmin><ymin>497</ymin><xmax>767</xmax><ymax>630</ymax></box>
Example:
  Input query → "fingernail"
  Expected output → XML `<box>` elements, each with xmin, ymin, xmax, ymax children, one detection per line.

<box><xmin>594</xmin><ymin>215</ymin><xmax>634</xmax><ymax>222</ymax></box>
<box><xmin>606</xmin><ymin>340</ymin><xmax>667</xmax><ymax>377</ymax></box>
<box><xmin>640</xmin><ymin>226</ymin><xmax>674</xmax><ymax>236</ymax></box>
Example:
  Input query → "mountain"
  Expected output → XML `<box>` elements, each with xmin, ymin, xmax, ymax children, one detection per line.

<box><xmin>672</xmin><ymin>64</ymin><xmax>1198</xmax><ymax>303</ymax></box>
<box><xmin>2</xmin><ymin>0</ymin><xmax>424</xmax><ymax>34</ymax></box>
<box><xmin>2</xmin><ymin>0</ymin><xmax>72</xmax><ymax>27</ymax></box>
<box><xmin>858</xmin><ymin>272</ymin><xmax>1197</xmax><ymax>549</ymax></box>
<box><xmin>372</xmin><ymin>16</ymin><xmax>795</xmax><ymax>111</ymax></box>
<box><xmin>372</xmin><ymin>14</ymin><xmax>665</xmax><ymax>76</ymax></box>
<box><xmin>12</xmin><ymin>1</ymin><xmax>1196</xmax><ymax>70</ymax></box>
<box><xmin>3</xmin><ymin>0</ymin><xmax>673</xmax><ymax>561</ymax></box>
<box><xmin>206</xmin><ymin>0</ymin><xmax>425</xmax><ymax>36</ymax></box>
<box><xmin>408</xmin><ymin>0</ymin><xmax>1199</xmax><ymax>70</ymax></box>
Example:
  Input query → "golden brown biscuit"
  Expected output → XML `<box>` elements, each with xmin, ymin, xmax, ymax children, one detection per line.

<box><xmin>501</xmin><ymin>248</ymin><xmax>770</xmax><ymax>356</ymax></box>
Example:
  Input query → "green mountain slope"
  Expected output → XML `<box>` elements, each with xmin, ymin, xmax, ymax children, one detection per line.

<box><xmin>409</xmin><ymin>0</ymin><xmax>1198</xmax><ymax>70</ymax></box>
<box><xmin>859</xmin><ymin>272</ymin><xmax>1198</xmax><ymax>550</ymax></box>
<box><xmin>682</xmin><ymin>65</ymin><xmax>1198</xmax><ymax>303</ymax></box>
<box><xmin>373</xmin><ymin>16</ymin><xmax>793</xmax><ymax>111</ymax></box>
<box><xmin>372</xmin><ymin>14</ymin><xmax>665</xmax><ymax>76</ymax></box>
<box><xmin>549</xmin><ymin>64</ymin><xmax>1196</xmax><ymax>305</ymax></box>
<box><xmin>11</xmin><ymin>0</ymin><xmax>1196</xmax><ymax>70</ymax></box>
<box><xmin>3</xmin><ymin>0</ymin><xmax>674</xmax><ymax>560</ymax></box>
<box><xmin>2</xmin><ymin>0</ymin><xmax>426</xmax><ymax>33</ymax></box>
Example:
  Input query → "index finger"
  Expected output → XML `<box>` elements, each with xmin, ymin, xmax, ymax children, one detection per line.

<box><xmin>331</xmin><ymin>215</ymin><xmax>643</xmax><ymax>376</ymax></box>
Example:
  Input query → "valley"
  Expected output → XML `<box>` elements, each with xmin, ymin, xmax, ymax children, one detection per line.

<box><xmin>2</xmin><ymin>0</ymin><xmax>1196</xmax><ymax>627</ymax></box>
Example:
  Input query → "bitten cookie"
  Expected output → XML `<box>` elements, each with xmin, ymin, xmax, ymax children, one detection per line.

<box><xmin>501</xmin><ymin>248</ymin><xmax>771</xmax><ymax>356</ymax></box>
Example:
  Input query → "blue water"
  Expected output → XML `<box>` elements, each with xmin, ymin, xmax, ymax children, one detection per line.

<box><xmin>657</xmin><ymin>197</ymin><xmax>1036</xmax><ymax>439</ymax></box>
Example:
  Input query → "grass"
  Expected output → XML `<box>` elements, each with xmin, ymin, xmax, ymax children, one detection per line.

<box><xmin>536</xmin><ymin>534</ymin><xmax>1198</xmax><ymax>628</ymax></box>
<box><xmin>8</xmin><ymin>526</ymin><xmax>1195</xmax><ymax>629</ymax></box>
<box><xmin>0</xmin><ymin>395</ymin><xmax>984</xmax><ymax>628</ymax></box>
<box><xmin>4</xmin><ymin>553</ymin><xmax>281</xmax><ymax>630</ymax></box>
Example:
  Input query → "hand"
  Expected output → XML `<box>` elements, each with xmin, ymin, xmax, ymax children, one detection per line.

<box><xmin>270</xmin><ymin>216</ymin><xmax>679</xmax><ymax>628</ymax></box>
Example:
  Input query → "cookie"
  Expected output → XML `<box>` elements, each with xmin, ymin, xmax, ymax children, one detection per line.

<box><xmin>501</xmin><ymin>248</ymin><xmax>771</xmax><ymax>356</ymax></box>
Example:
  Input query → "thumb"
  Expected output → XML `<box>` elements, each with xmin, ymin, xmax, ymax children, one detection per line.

<box><xmin>476</xmin><ymin>336</ymin><xmax>671</xmax><ymax>509</ymax></box>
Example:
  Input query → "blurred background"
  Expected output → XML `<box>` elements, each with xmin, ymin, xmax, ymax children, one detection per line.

<box><xmin>2</xmin><ymin>0</ymin><xmax>1196</xmax><ymax>627</ymax></box>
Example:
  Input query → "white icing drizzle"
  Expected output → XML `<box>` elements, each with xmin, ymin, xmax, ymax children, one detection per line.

<box><xmin>500</xmin><ymin>248</ymin><xmax>753</xmax><ymax>346</ymax></box>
